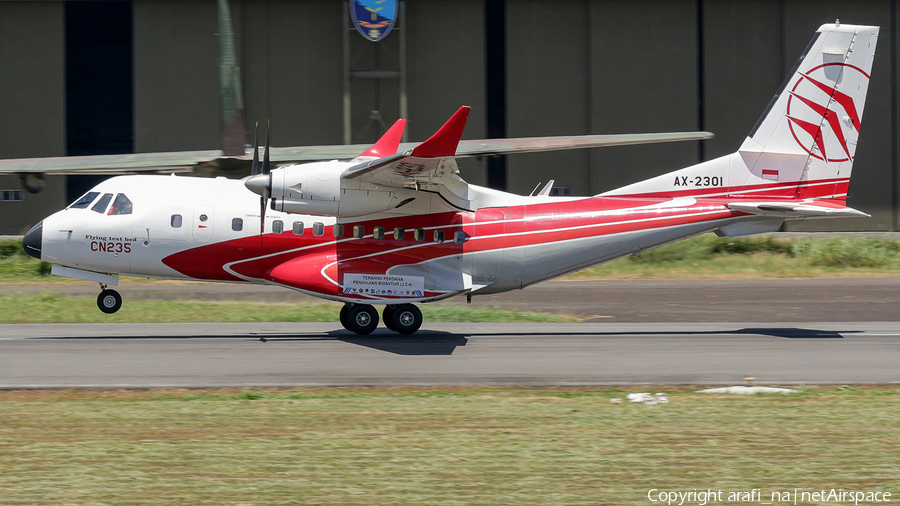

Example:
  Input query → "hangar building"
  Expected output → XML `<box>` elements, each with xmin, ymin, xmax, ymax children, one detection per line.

<box><xmin>1</xmin><ymin>0</ymin><xmax>899</xmax><ymax>233</ymax></box>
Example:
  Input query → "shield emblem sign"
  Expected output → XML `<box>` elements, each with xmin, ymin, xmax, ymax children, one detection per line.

<box><xmin>350</xmin><ymin>0</ymin><xmax>398</xmax><ymax>42</ymax></box>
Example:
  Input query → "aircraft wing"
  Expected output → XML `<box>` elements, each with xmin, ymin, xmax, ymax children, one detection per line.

<box><xmin>342</xmin><ymin>108</ymin><xmax>712</xmax><ymax>206</ymax></box>
<box><xmin>0</xmin><ymin>124</ymin><xmax>710</xmax><ymax>177</ymax></box>
<box><xmin>0</xmin><ymin>150</ymin><xmax>222</xmax><ymax>175</ymax></box>
<box><xmin>453</xmin><ymin>131</ymin><xmax>712</xmax><ymax>157</ymax></box>
<box><xmin>0</xmin><ymin>146</ymin><xmax>375</xmax><ymax>176</ymax></box>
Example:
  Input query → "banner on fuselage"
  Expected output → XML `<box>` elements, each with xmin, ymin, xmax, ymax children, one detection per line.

<box><xmin>343</xmin><ymin>274</ymin><xmax>424</xmax><ymax>297</ymax></box>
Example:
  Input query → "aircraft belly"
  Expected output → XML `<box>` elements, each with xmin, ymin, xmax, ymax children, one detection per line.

<box><xmin>389</xmin><ymin>256</ymin><xmax>467</xmax><ymax>292</ymax></box>
<box><xmin>518</xmin><ymin>219</ymin><xmax>734</xmax><ymax>289</ymax></box>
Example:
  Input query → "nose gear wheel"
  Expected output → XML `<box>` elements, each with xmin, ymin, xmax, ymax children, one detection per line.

<box><xmin>97</xmin><ymin>289</ymin><xmax>122</xmax><ymax>314</ymax></box>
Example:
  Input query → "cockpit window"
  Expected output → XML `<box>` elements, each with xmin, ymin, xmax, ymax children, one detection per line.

<box><xmin>91</xmin><ymin>193</ymin><xmax>113</xmax><ymax>214</ymax></box>
<box><xmin>70</xmin><ymin>192</ymin><xmax>99</xmax><ymax>209</ymax></box>
<box><xmin>108</xmin><ymin>194</ymin><xmax>133</xmax><ymax>215</ymax></box>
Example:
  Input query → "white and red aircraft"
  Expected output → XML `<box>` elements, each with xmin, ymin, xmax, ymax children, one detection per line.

<box><xmin>22</xmin><ymin>23</ymin><xmax>877</xmax><ymax>335</ymax></box>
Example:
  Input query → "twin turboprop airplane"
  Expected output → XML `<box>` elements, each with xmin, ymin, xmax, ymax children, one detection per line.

<box><xmin>22</xmin><ymin>23</ymin><xmax>877</xmax><ymax>335</ymax></box>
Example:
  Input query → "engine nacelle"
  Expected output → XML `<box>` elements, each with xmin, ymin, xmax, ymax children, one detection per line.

<box><xmin>268</xmin><ymin>162</ymin><xmax>415</xmax><ymax>217</ymax></box>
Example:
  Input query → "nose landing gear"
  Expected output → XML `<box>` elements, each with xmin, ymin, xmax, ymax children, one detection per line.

<box><xmin>97</xmin><ymin>284</ymin><xmax>122</xmax><ymax>314</ymax></box>
<box><xmin>340</xmin><ymin>303</ymin><xmax>424</xmax><ymax>335</ymax></box>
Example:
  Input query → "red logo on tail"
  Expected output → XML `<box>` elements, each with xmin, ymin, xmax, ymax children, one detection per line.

<box><xmin>786</xmin><ymin>62</ymin><xmax>869</xmax><ymax>163</ymax></box>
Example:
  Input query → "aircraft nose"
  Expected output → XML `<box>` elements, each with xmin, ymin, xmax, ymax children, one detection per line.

<box><xmin>22</xmin><ymin>220</ymin><xmax>43</xmax><ymax>260</ymax></box>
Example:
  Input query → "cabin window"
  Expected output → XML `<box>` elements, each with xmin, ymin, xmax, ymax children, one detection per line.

<box><xmin>69</xmin><ymin>191</ymin><xmax>99</xmax><ymax>209</ymax></box>
<box><xmin>272</xmin><ymin>220</ymin><xmax>284</xmax><ymax>234</ymax></box>
<box><xmin>91</xmin><ymin>193</ymin><xmax>113</xmax><ymax>214</ymax></box>
<box><xmin>414</xmin><ymin>228</ymin><xmax>426</xmax><ymax>241</ymax></box>
<box><xmin>313</xmin><ymin>222</ymin><xmax>324</xmax><ymax>236</ymax></box>
<box><xmin>393</xmin><ymin>227</ymin><xmax>405</xmax><ymax>240</ymax></box>
<box><xmin>454</xmin><ymin>231</ymin><xmax>467</xmax><ymax>244</ymax></box>
<box><xmin>171</xmin><ymin>214</ymin><xmax>183</xmax><ymax>228</ymax></box>
<box><xmin>108</xmin><ymin>194</ymin><xmax>133</xmax><ymax>215</ymax></box>
<box><xmin>1</xmin><ymin>190</ymin><xmax>23</xmax><ymax>202</ymax></box>
<box><xmin>353</xmin><ymin>225</ymin><xmax>365</xmax><ymax>238</ymax></box>
<box><xmin>292</xmin><ymin>221</ymin><xmax>304</xmax><ymax>235</ymax></box>
<box><xmin>232</xmin><ymin>218</ymin><xmax>243</xmax><ymax>231</ymax></box>
<box><xmin>333</xmin><ymin>224</ymin><xmax>345</xmax><ymax>237</ymax></box>
<box><xmin>373</xmin><ymin>226</ymin><xmax>385</xmax><ymax>240</ymax></box>
<box><xmin>199</xmin><ymin>214</ymin><xmax>208</xmax><ymax>222</ymax></box>
<box><xmin>433</xmin><ymin>230</ymin><xmax>445</xmax><ymax>243</ymax></box>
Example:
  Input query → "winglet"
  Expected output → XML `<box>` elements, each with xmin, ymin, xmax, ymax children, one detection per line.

<box><xmin>358</xmin><ymin>119</ymin><xmax>407</xmax><ymax>158</ymax></box>
<box><xmin>410</xmin><ymin>106</ymin><xmax>470</xmax><ymax>158</ymax></box>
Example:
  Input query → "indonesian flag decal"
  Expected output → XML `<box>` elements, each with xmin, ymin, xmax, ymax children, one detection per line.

<box><xmin>762</xmin><ymin>169</ymin><xmax>779</xmax><ymax>180</ymax></box>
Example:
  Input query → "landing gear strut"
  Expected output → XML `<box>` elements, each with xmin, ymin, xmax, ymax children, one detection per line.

<box><xmin>382</xmin><ymin>305</ymin><xmax>396</xmax><ymax>331</ymax></box>
<box><xmin>97</xmin><ymin>285</ymin><xmax>122</xmax><ymax>314</ymax></box>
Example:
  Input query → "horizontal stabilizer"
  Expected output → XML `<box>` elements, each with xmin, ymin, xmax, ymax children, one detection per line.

<box><xmin>728</xmin><ymin>201</ymin><xmax>870</xmax><ymax>218</ymax></box>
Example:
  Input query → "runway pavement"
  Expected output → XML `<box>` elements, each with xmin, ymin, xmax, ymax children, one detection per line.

<box><xmin>6</xmin><ymin>277</ymin><xmax>900</xmax><ymax>322</ymax></box>
<box><xmin>1</xmin><ymin>322</ymin><xmax>899</xmax><ymax>387</ymax></box>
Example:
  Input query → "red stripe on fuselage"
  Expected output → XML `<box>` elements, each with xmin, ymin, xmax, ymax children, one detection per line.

<box><xmin>161</xmin><ymin>197</ymin><xmax>736</xmax><ymax>294</ymax></box>
<box><xmin>612</xmin><ymin>177</ymin><xmax>850</xmax><ymax>200</ymax></box>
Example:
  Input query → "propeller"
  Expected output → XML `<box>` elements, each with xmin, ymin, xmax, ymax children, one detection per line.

<box><xmin>250</xmin><ymin>122</ymin><xmax>260</xmax><ymax>175</ymax></box>
<box><xmin>260</xmin><ymin>123</ymin><xmax>271</xmax><ymax>235</ymax></box>
<box><xmin>244</xmin><ymin>121</ymin><xmax>272</xmax><ymax>239</ymax></box>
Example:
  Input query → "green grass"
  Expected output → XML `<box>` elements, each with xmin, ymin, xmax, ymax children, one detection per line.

<box><xmin>0</xmin><ymin>386</ymin><xmax>897</xmax><ymax>505</ymax></box>
<box><xmin>570</xmin><ymin>233</ymin><xmax>900</xmax><ymax>279</ymax></box>
<box><xmin>0</xmin><ymin>239</ymin><xmax>52</xmax><ymax>282</ymax></box>
<box><xmin>0</xmin><ymin>293</ymin><xmax>576</xmax><ymax>324</ymax></box>
<box><xmin>5</xmin><ymin>235</ymin><xmax>900</xmax><ymax>285</ymax></box>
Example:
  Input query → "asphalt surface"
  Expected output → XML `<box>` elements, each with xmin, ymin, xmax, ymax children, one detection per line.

<box><xmin>3</xmin><ymin>278</ymin><xmax>899</xmax><ymax>387</ymax></box>
<box><xmin>1</xmin><ymin>322</ymin><xmax>899</xmax><ymax>387</ymax></box>
<box><xmin>6</xmin><ymin>277</ymin><xmax>900</xmax><ymax>322</ymax></box>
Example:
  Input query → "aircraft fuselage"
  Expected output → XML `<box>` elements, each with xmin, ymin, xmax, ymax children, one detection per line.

<box><xmin>32</xmin><ymin>174</ymin><xmax>744</xmax><ymax>305</ymax></box>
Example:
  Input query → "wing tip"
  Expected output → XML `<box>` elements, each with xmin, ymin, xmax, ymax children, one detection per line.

<box><xmin>359</xmin><ymin>119</ymin><xmax>407</xmax><ymax>159</ymax></box>
<box><xmin>410</xmin><ymin>106</ymin><xmax>471</xmax><ymax>158</ymax></box>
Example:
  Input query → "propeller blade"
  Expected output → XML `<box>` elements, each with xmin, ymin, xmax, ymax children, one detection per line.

<box><xmin>262</xmin><ymin>121</ymin><xmax>271</xmax><ymax>175</ymax></box>
<box><xmin>250</xmin><ymin>122</ymin><xmax>259</xmax><ymax>175</ymax></box>
<box><xmin>259</xmin><ymin>121</ymin><xmax>271</xmax><ymax>238</ymax></box>
<box><xmin>259</xmin><ymin>196</ymin><xmax>266</xmax><ymax>236</ymax></box>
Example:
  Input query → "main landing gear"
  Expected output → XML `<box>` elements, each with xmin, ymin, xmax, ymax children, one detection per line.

<box><xmin>97</xmin><ymin>284</ymin><xmax>122</xmax><ymax>314</ymax></box>
<box><xmin>340</xmin><ymin>303</ymin><xmax>423</xmax><ymax>335</ymax></box>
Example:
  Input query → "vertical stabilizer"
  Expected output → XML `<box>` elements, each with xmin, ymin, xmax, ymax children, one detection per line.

<box><xmin>602</xmin><ymin>23</ymin><xmax>878</xmax><ymax>202</ymax></box>
<box><xmin>741</xmin><ymin>23</ymin><xmax>878</xmax><ymax>200</ymax></box>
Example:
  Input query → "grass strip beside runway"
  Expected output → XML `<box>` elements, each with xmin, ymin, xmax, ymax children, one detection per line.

<box><xmin>0</xmin><ymin>386</ymin><xmax>897</xmax><ymax>505</ymax></box>
<box><xmin>570</xmin><ymin>233</ymin><xmax>900</xmax><ymax>279</ymax></box>
<box><xmin>0</xmin><ymin>293</ymin><xmax>576</xmax><ymax>323</ymax></box>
